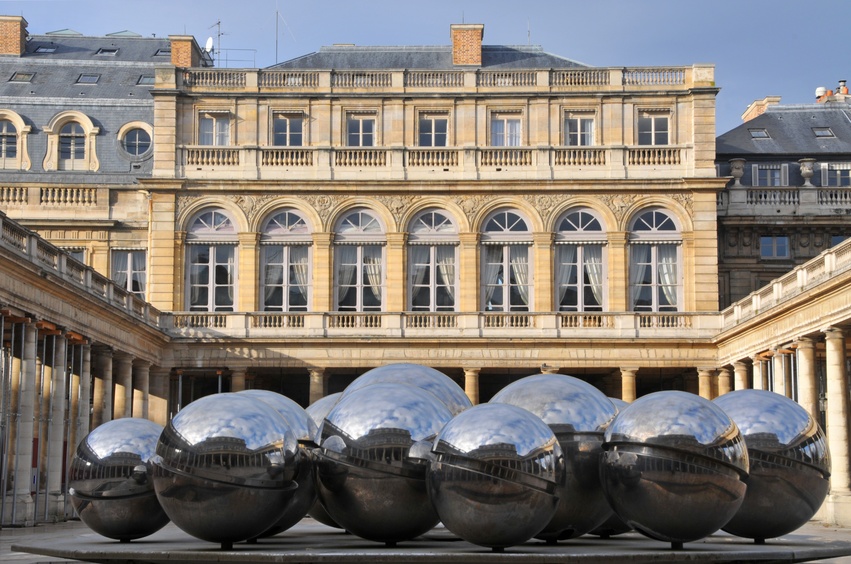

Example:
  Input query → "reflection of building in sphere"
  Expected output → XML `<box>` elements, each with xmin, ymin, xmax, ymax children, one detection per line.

<box><xmin>600</xmin><ymin>391</ymin><xmax>748</xmax><ymax>548</ymax></box>
<box><xmin>427</xmin><ymin>403</ymin><xmax>563</xmax><ymax>550</ymax></box>
<box><xmin>714</xmin><ymin>389</ymin><xmax>830</xmax><ymax>543</ymax></box>
<box><xmin>69</xmin><ymin>418</ymin><xmax>169</xmax><ymax>542</ymax></box>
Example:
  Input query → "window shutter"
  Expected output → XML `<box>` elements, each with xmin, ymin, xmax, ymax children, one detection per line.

<box><xmin>781</xmin><ymin>164</ymin><xmax>789</xmax><ymax>187</ymax></box>
<box><xmin>821</xmin><ymin>163</ymin><xmax>828</xmax><ymax>186</ymax></box>
<box><xmin>751</xmin><ymin>164</ymin><xmax>759</xmax><ymax>187</ymax></box>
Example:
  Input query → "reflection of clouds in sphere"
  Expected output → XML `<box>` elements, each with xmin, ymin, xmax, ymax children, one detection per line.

<box><xmin>306</xmin><ymin>392</ymin><xmax>342</xmax><ymax>426</ymax></box>
<box><xmin>343</xmin><ymin>363</ymin><xmax>471</xmax><ymax>416</ymax></box>
<box><xmin>437</xmin><ymin>403</ymin><xmax>557</xmax><ymax>457</ymax></box>
<box><xmin>607</xmin><ymin>391</ymin><xmax>737</xmax><ymax>446</ymax></box>
<box><xmin>237</xmin><ymin>389</ymin><xmax>317</xmax><ymax>443</ymax></box>
<box><xmin>327</xmin><ymin>384</ymin><xmax>451</xmax><ymax>441</ymax></box>
<box><xmin>172</xmin><ymin>393</ymin><xmax>292</xmax><ymax>450</ymax></box>
<box><xmin>86</xmin><ymin>418</ymin><xmax>162</xmax><ymax>461</ymax></box>
<box><xmin>714</xmin><ymin>389</ymin><xmax>811</xmax><ymax>446</ymax></box>
<box><xmin>490</xmin><ymin>374</ymin><xmax>616</xmax><ymax>432</ymax></box>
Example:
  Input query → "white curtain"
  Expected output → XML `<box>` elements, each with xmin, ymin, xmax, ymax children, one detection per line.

<box><xmin>112</xmin><ymin>251</ymin><xmax>128</xmax><ymax>289</ymax></box>
<box><xmin>584</xmin><ymin>245</ymin><xmax>603</xmax><ymax>307</ymax></box>
<box><xmin>290</xmin><ymin>246</ymin><xmax>309</xmax><ymax>303</ymax></box>
<box><xmin>363</xmin><ymin>246</ymin><xmax>382</xmax><ymax>303</ymax></box>
<box><xmin>509</xmin><ymin>246</ymin><xmax>529</xmax><ymax>307</ymax></box>
<box><xmin>224</xmin><ymin>246</ymin><xmax>235</xmax><ymax>304</ymax></box>
<box><xmin>189</xmin><ymin>246</ymin><xmax>206</xmax><ymax>307</ymax></box>
<box><xmin>492</xmin><ymin>119</ymin><xmax>504</xmax><ymax>146</ymax></box>
<box><xmin>629</xmin><ymin>244</ymin><xmax>650</xmax><ymax>307</ymax></box>
<box><xmin>264</xmin><ymin>246</ymin><xmax>283</xmax><ymax>303</ymax></box>
<box><xmin>131</xmin><ymin>251</ymin><xmax>146</xmax><ymax>293</ymax></box>
<box><xmin>658</xmin><ymin>244</ymin><xmax>678</xmax><ymax>308</ymax></box>
<box><xmin>409</xmin><ymin>246</ymin><xmax>430</xmax><ymax>287</ymax></box>
<box><xmin>506</xmin><ymin>119</ymin><xmax>521</xmax><ymax>146</ymax></box>
<box><xmin>436</xmin><ymin>246</ymin><xmax>455</xmax><ymax>301</ymax></box>
<box><xmin>483</xmin><ymin>246</ymin><xmax>503</xmax><ymax>306</ymax></box>
<box><xmin>336</xmin><ymin>246</ymin><xmax>357</xmax><ymax>303</ymax></box>
<box><xmin>556</xmin><ymin>245</ymin><xmax>576</xmax><ymax>305</ymax></box>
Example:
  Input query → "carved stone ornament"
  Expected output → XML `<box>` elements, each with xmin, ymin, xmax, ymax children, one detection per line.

<box><xmin>596</xmin><ymin>194</ymin><xmax>639</xmax><ymax>223</ymax></box>
<box><xmin>798</xmin><ymin>158</ymin><xmax>816</xmax><ymax>187</ymax></box>
<box><xmin>671</xmin><ymin>193</ymin><xmax>694</xmax><ymax>218</ymax></box>
<box><xmin>729</xmin><ymin>158</ymin><xmax>746</xmax><ymax>187</ymax></box>
<box><xmin>452</xmin><ymin>194</ymin><xmax>495</xmax><ymax>224</ymax></box>
<box><xmin>522</xmin><ymin>194</ymin><xmax>573</xmax><ymax>223</ymax></box>
<box><xmin>300</xmin><ymin>194</ymin><xmax>341</xmax><ymax>223</ymax></box>
<box><xmin>373</xmin><ymin>194</ymin><xmax>422</xmax><ymax>224</ymax></box>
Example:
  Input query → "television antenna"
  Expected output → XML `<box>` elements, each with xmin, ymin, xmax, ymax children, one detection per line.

<box><xmin>208</xmin><ymin>20</ymin><xmax>227</xmax><ymax>66</ymax></box>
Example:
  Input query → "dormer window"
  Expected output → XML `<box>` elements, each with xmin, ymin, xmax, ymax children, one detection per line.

<box><xmin>749</xmin><ymin>129</ymin><xmax>770</xmax><ymax>139</ymax></box>
<box><xmin>77</xmin><ymin>74</ymin><xmax>100</xmax><ymax>85</ymax></box>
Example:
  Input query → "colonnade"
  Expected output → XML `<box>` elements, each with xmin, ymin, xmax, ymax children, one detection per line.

<box><xmin>0</xmin><ymin>313</ymin><xmax>163</xmax><ymax>526</ymax></box>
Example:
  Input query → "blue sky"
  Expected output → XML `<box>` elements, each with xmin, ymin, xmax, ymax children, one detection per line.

<box><xmin>2</xmin><ymin>0</ymin><xmax>846</xmax><ymax>134</ymax></box>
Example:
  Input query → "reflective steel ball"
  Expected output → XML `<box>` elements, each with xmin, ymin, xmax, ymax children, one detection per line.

<box><xmin>68</xmin><ymin>418</ymin><xmax>169</xmax><ymax>541</ymax></box>
<box><xmin>600</xmin><ymin>391</ymin><xmax>748</xmax><ymax>547</ymax></box>
<box><xmin>490</xmin><ymin>373</ymin><xmax>617</xmax><ymax>541</ymax></box>
<box><xmin>428</xmin><ymin>403</ymin><xmax>563</xmax><ymax>549</ymax></box>
<box><xmin>589</xmin><ymin>397</ymin><xmax>633</xmax><ymax>538</ymax></box>
<box><xmin>315</xmin><ymin>383</ymin><xmax>453</xmax><ymax>544</ymax></box>
<box><xmin>343</xmin><ymin>363</ymin><xmax>472</xmax><ymax>416</ymax></box>
<box><xmin>152</xmin><ymin>393</ymin><xmax>299</xmax><ymax>548</ymax></box>
<box><xmin>714</xmin><ymin>389</ymin><xmax>830</xmax><ymax>542</ymax></box>
<box><xmin>237</xmin><ymin>389</ymin><xmax>318</xmax><ymax>536</ymax></box>
<box><xmin>304</xmin><ymin>392</ymin><xmax>343</xmax><ymax>529</ymax></box>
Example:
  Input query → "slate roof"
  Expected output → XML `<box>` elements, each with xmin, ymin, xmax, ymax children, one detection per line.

<box><xmin>270</xmin><ymin>44</ymin><xmax>589</xmax><ymax>70</ymax></box>
<box><xmin>0</xmin><ymin>34</ymin><xmax>170</xmax><ymax>101</ymax></box>
<box><xmin>716</xmin><ymin>102</ymin><xmax>851</xmax><ymax>157</ymax></box>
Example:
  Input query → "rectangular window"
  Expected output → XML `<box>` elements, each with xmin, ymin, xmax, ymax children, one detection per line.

<box><xmin>491</xmin><ymin>112</ymin><xmax>522</xmax><ymax>147</ymax></box>
<box><xmin>760</xmin><ymin>236</ymin><xmax>790</xmax><ymax>259</ymax></box>
<box><xmin>111</xmin><ymin>250</ymin><xmax>146</xmax><ymax>298</ymax></box>
<box><xmin>418</xmin><ymin>113</ymin><xmax>448</xmax><ymax>147</ymax></box>
<box><xmin>346</xmin><ymin>113</ymin><xmax>375</xmax><ymax>147</ymax></box>
<box><xmin>564</xmin><ymin>115</ymin><xmax>594</xmax><ymax>146</ymax></box>
<box><xmin>823</xmin><ymin>163</ymin><xmax>851</xmax><ymax>186</ymax></box>
<box><xmin>199</xmin><ymin>112</ymin><xmax>230</xmax><ymax>146</ymax></box>
<box><xmin>638</xmin><ymin>113</ymin><xmax>669</xmax><ymax>145</ymax></box>
<box><xmin>9</xmin><ymin>72</ymin><xmax>33</xmax><ymax>83</ymax></box>
<box><xmin>556</xmin><ymin>245</ymin><xmax>603</xmax><ymax>312</ymax></box>
<box><xmin>409</xmin><ymin>245</ymin><xmax>456</xmax><ymax>311</ymax></box>
<box><xmin>752</xmin><ymin>164</ymin><xmax>788</xmax><ymax>187</ymax></box>
<box><xmin>77</xmin><ymin>74</ymin><xmax>100</xmax><ymax>84</ymax></box>
<box><xmin>273</xmin><ymin>113</ymin><xmax>303</xmax><ymax>146</ymax></box>
<box><xmin>137</xmin><ymin>75</ymin><xmax>155</xmax><ymax>85</ymax></box>
<box><xmin>262</xmin><ymin>245</ymin><xmax>309</xmax><ymax>312</ymax></box>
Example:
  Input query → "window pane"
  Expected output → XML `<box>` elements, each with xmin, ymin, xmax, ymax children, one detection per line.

<box><xmin>638</xmin><ymin>116</ymin><xmax>652</xmax><ymax>145</ymax></box>
<box><xmin>199</xmin><ymin>117</ymin><xmax>213</xmax><ymax>145</ymax></box>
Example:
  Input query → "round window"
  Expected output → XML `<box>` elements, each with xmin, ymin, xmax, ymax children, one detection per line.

<box><xmin>122</xmin><ymin>128</ymin><xmax>151</xmax><ymax>156</ymax></box>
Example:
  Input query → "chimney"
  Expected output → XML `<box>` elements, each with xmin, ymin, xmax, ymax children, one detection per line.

<box><xmin>168</xmin><ymin>35</ymin><xmax>203</xmax><ymax>68</ymax></box>
<box><xmin>450</xmin><ymin>24</ymin><xmax>484</xmax><ymax>66</ymax></box>
<box><xmin>0</xmin><ymin>16</ymin><xmax>28</xmax><ymax>57</ymax></box>
<box><xmin>741</xmin><ymin>95</ymin><xmax>781</xmax><ymax>123</ymax></box>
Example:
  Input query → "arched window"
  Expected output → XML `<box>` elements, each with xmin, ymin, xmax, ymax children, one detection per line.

<box><xmin>629</xmin><ymin>208</ymin><xmax>681</xmax><ymax>312</ymax></box>
<box><xmin>555</xmin><ymin>209</ymin><xmax>606</xmax><ymax>312</ymax></box>
<box><xmin>185</xmin><ymin>209</ymin><xmax>238</xmax><ymax>312</ymax></box>
<box><xmin>59</xmin><ymin>122</ymin><xmax>86</xmax><ymax>170</ymax></box>
<box><xmin>260</xmin><ymin>209</ymin><xmax>312</xmax><ymax>312</ymax></box>
<box><xmin>408</xmin><ymin>210</ymin><xmax>458</xmax><ymax>312</ymax></box>
<box><xmin>481</xmin><ymin>210</ymin><xmax>532</xmax><ymax>312</ymax></box>
<box><xmin>0</xmin><ymin>120</ymin><xmax>17</xmax><ymax>167</ymax></box>
<box><xmin>334</xmin><ymin>209</ymin><xmax>384</xmax><ymax>312</ymax></box>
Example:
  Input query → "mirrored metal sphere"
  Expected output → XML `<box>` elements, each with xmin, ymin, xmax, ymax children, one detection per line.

<box><xmin>237</xmin><ymin>389</ymin><xmax>318</xmax><ymax>536</ymax></box>
<box><xmin>600</xmin><ymin>391</ymin><xmax>748</xmax><ymax>546</ymax></box>
<box><xmin>490</xmin><ymin>373</ymin><xmax>616</xmax><ymax>541</ymax></box>
<box><xmin>589</xmin><ymin>397</ymin><xmax>633</xmax><ymax>538</ymax></box>
<box><xmin>315</xmin><ymin>383</ymin><xmax>453</xmax><ymax>544</ymax></box>
<box><xmin>714</xmin><ymin>389</ymin><xmax>830</xmax><ymax>541</ymax></box>
<box><xmin>304</xmin><ymin>392</ymin><xmax>343</xmax><ymax>529</ymax></box>
<box><xmin>342</xmin><ymin>363</ymin><xmax>472</xmax><ymax>416</ymax></box>
<box><xmin>152</xmin><ymin>393</ymin><xmax>299</xmax><ymax>547</ymax></box>
<box><xmin>428</xmin><ymin>403</ymin><xmax>563</xmax><ymax>549</ymax></box>
<box><xmin>68</xmin><ymin>418</ymin><xmax>169</xmax><ymax>541</ymax></box>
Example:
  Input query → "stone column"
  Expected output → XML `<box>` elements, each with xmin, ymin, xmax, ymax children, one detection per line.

<box><xmin>464</xmin><ymin>368</ymin><xmax>480</xmax><ymax>405</ymax></box>
<box><xmin>772</xmin><ymin>349</ymin><xmax>787</xmax><ymax>397</ymax></box>
<box><xmin>620</xmin><ymin>367</ymin><xmax>637</xmax><ymax>403</ymax></box>
<box><xmin>308</xmin><ymin>368</ymin><xmax>328</xmax><ymax>405</ymax></box>
<box><xmin>11</xmin><ymin>321</ymin><xmax>37</xmax><ymax>524</ymax></box>
<box><xmin>532</xmin><ymin>232</ymin><xmax>554</xmax><ymax>312</ymax></box>
<box><xmin>66</xmin><ymin>343</ymin><xmax>82</xmax><ymax>457</ymax></box>
<box><xmin>458</xmin><ymin>233</ymin><xmax>480</xmax><ymax>312</ymax></box>
<box><xmin>684</xmin><ymin>372</ymin><xmax>699</xmax><ymax>395</ymax></box>
<box><xmin>230</xmin><ymin>369</ymin><xmax>246</xmax><ymax>392</ymax></box>
<box><xmin>384</xmin><ymin>233</ymin><xmax>407</xmax><ymax>312</ymax></box>
<box><xmin>733</xmin><ymin>361</ymin><xmax>750</xmax><ymax>391</ymax></box>
<box><xmin>697</xmin><ymin>368</ymin><xmax>715</xmax><ymax>399</ymax></box>
<box><xmin>45</xmin><ymin>331</ymin><xmax>67</xmax><ymax>519</ymax></box>
<box><xmin>77</xmin><ymin>344</ymin><xmax>92</xmax><ymax>438</ymax></box>
<box><xmin>825</xmin><ymin>328</ymin><xmax>850</xmax><ymax>494</ymax></box>
<box><xmin>311</xmin><ymin>232</ymin><xmax>334</xmax><ymax>312</ymax></box>
<box><xmin>237</xmin><ymin>231</ymin><xmax>260</xmax><ymax>311</ymax></box>
<box><xmin>113</xmin><ymin>352</ymin><xmax>134</xmax><ymax>419</ymax></box>
<box><xmin>92</xmin><ymin>347</ymin><xmax>113</xmax><ymax>427</ymax></box>
<box><xmin>796</xmin><ymin>337</ymin><xmax>819</xmax><ymax>422</ymax></box>
<box><xmin>148</xmin><ymin>367</ymin><xmax>171</xmax><ymax>426</ymax></box>
<box><xmin>132</xmin><ymin>360</ymin><xmax>151</xmax><ymax>420</ymax></box>
<box><xmin>717</xmin><ymin>367</ymin><xmax>732</xmax><ymax>396</ymax></box>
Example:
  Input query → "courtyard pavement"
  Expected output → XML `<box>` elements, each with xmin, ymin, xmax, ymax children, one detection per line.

<box><xmin>4</xmin><ymin>517</ymin><xmax>851</xmax><ymax>564</ymax></box>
